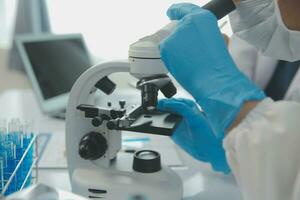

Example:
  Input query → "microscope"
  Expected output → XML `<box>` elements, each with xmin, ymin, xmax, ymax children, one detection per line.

<box><xmin>66</xmin><ymin>0</ymin><xmax>235</xmax><ymax>199</ymax></box>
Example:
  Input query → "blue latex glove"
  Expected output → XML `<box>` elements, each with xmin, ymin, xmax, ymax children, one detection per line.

<box><xmin>158</xmin><ymin>98</ymin><xmax>230</xmax><ymax>174</ymax></box>
<box><xmin>160</xmin><ymin>4</ymin><xmax>265</xmax><ymax>139</ymax></box>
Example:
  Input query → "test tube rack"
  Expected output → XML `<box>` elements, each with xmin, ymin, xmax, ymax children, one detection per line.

<box><xmin>0</xmin><ymin>130</ymin><xmax>38</xmax><ymax>197</ymax></box>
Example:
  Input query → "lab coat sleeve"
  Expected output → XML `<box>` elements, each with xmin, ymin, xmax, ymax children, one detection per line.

<box><xmin>224</xmin><ymin>98</ymin><xmax>300</xmax><ymax>200</ymax></box>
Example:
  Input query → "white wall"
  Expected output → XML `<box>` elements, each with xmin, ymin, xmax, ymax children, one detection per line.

<box><xmin>47</xmin><ymin>0</ymin><xmax>212</xmax><ymax>61</ymax></box>
<box><xmin>0</xmin><ymin>0</ymin><xmax>17</xmax><ymax>48</ymax></box>
<box><xmin>0</xmin><ymin>0</ymin><xmax>232</xmax><ymax>58</ymax></box>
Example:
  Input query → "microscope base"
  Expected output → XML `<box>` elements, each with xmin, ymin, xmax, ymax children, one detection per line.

<box><xmin>71</xmin><ymin>166</ymin><xmax>183</xmax><ymax>200</ymax></box>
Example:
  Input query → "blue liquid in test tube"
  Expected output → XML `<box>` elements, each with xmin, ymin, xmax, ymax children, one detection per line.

<box><xmin>0</xmin><ymin>119</ymin><xmax>34</xmax><ymax>195</ymax></box>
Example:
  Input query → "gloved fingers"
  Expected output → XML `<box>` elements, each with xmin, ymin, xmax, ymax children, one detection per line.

<box><xmin>158</xmin><ymin>98</ymin><xmax>198</xmax><ymax>117</ymax></box>
<box><xmin>162</xmin><ymin>98</ymin><xmax>204</xmax><ymax>117</ymax></box>
<box><xmin>175</xmin><ymin>98</ymin><xmax>201</xmax><ymax>110</ymax></box>
<box><xmin>158</xmin><ymin>98</ymin><xmax>197</xmax><ymax>108</ymax></box>
<box><xmin>167</xmin><ymin>3</ymin><xmax>201</xmax><ymax>20</ymax></box>
<box><xmin>158</xmin><ymin>99</ymin><xmax>187</xmax><ymax>115</ymax></box>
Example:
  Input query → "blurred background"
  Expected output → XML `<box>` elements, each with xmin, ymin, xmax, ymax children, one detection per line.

<box><xmin>1</xmin><ymin>0</ymin><xmax>211</xmax><ymax>56</ymax></box>
<box><xmin>0</xmin><ymin>0</ymin><xmax>232</xmax><ymax>92</ymax></box>
<box><xmin>0</xmin><ymin>0</ymin><xmax>231</xmax><ymax>92</ymax></box>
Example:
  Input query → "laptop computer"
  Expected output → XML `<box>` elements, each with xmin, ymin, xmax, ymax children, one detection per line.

<box><xmin>16</xmin><ymin>33</ymin><xmax>92</xmax><ymax>118</ymax></box>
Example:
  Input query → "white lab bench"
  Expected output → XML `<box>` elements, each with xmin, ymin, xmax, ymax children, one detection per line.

<box><xmin>0</xmin><ymin>89</ymin><xmax>242</xmax><ymax>200</ymax></box>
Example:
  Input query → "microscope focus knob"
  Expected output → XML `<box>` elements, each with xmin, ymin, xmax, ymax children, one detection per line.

<box><xmin>92</xmin><ymin>117</ymin><xmax>103</xmax><ymax>127</ymax></box>
<box><xmin>79</xmin><ymin>132</ymin><xmax>107</xmax><ymax>160</ymax></box>
<box><xmin>133</xmin><ymin>150</ymin><xmax>161</xmax><ymax>173</ymax></box>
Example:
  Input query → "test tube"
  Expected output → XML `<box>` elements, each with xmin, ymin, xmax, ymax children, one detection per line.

<box><xmin>23</xmin><ymin>121</ymin><xmax>32</xmax><ymax>141</ymax></box>
<box><xmin>22</xmin><ymin>120</ymin><xmax>34</xmax><ymax>188</ymax></box>
<box><xmin>0</xmin><ymin>119</ymin><xmax>7</xmax><ymax>144</ymax></box>
<box><xmin>10</xmin><ymin>118</ymin><xmax>22</xmax><ymax>149</ymax></box>
<box><xmin>0</xmin><ymin>159</ymin><xmax>4</xmax><ymax>191</ymax></box>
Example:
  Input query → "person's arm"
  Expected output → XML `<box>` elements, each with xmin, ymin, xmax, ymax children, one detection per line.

<box><xmin>224</xmin><ymin>99</ymin><xmax>300</xmax><ymax>200</ymax></box>
<box><xmin>222</xmin><ymin>34</ymin><xmax>230</xmax><ymax>46</ymax></box>
<box><xmin>278</xmin><ymin>0</ymin><xmax>300</xmax><ymax>31</ymax></box>
<box><xmin>228</xmin><ymin>101</ymin><xmax>260</xmax><ymax>131</ymax></box>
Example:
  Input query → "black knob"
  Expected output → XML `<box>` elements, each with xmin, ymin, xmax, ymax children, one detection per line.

<box><xmin>79</xmin><ymin>132</ymin><xmax>107</xmax><ymax>160</ymax></box>
<box><xmin>160</xmin><ymin>81</ymin><xmax>177</xmax><ymax>98</ymax></box>
<box><xmin>107</xmin><ymin>121</ymin><xmax>117</xmax><ymax>130</ymax></box>
<box><xmin>133</xmin><ymin>150</ymin><xmax>161</xmax><ymax>173</ymax></box>
<box><xmin>202</xmin><ymin>0</ymin><xmax>236</xmax><ymax>20</ymax></box>
<box><xmin>107</xmin><ymin>102</ymin><xmax>112</xmax><ymax>107</ymax></box>
<box><xmin>119</xmin><ymin>100</ymin><xmax>126</xmax><ymax>109</ymax></box>
<box><xmin>92</xmin><ymin>117</ymin><xmax>103</xmax><ymax>127</ymax></box>
<box><xmin>95</xmin><ymin>76</ymin><xmax>116</xmax><ymax>95</ymax></box>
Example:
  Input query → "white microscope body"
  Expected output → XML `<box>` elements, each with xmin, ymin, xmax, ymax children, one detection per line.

<box><xmin>66</xmin><ymin>23</ymin><xmax>183</xmax><ymax>200</ymax></box>
<box><xmin>66</xmin><ymin>1</ymin><xmax>235</xmax><ymax>199</ymax></box>
<box><xmin>65</xmin><ymin>59</ymin><xmax>183</xmax><ymax>200</ymax></box>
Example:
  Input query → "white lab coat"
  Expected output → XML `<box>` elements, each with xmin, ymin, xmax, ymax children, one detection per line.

<box><xmin>223</xmin><ymin>35</ymin><xmax>300</xmax><ymax>200</ymax></box>
<box><xmin>224</xmin><ymin>98</ymin><xmax>300</xmax><ymax>200</ymax></box>
<box><xmin>229</xmin><ymin>34</ymin><xmax>300</xmax><ymax>101</ymax></box>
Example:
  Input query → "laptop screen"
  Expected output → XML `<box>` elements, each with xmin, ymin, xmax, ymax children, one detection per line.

<box><xmin>23</xmin><ymin>37</ymin><xmax>92</xmax><ymax>100</ymax></box>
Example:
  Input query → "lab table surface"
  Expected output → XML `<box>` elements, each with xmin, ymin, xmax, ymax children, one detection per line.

<box><xmin>0</xmin><ymin>89</ymin><xmax>242</xmax><ymax>200</ymax></box>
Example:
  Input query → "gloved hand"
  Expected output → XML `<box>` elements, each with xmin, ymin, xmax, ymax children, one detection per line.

<box><xmin>158</xmin><ymin>98</ymin><xmax>230</xmax><ymax>174</ymax></box>
<box><xmin>160</xmin><ymin>3</ymin><xmax>265</xmax><ymax>139</ymax></box>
